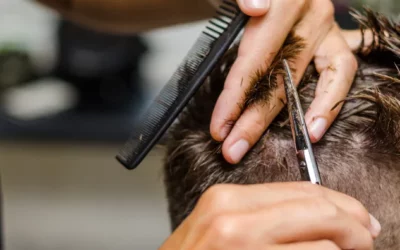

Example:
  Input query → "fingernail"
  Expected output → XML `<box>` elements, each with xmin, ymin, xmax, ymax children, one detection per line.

<box><xmin>309</xmin><ymin>117</ymin><xmax>328</xmax><ymax>141</ymax></box>
<box><xmin>242</xmin><ymin>0</ymin><xmax>270</xmax><ymax>9</ymax></box>
<box><xmin>369</xmin><ymin>214</ymin><xmax>381</xmax><ymax>238</ymax></box>
<box><xmin>228</xmin><ymin>139</ymin><xmax>249</xmax><ymax>163</ymax></box>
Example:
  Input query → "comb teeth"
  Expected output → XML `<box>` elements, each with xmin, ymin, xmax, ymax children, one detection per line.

<box><xmin>116</xmin><ymin>0</ymin><xmax>248</xmax><ymax>170</ymax></box>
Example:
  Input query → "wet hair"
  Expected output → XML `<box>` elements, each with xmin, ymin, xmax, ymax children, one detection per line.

<box><xmin>163</xmin><ymin>8</ymin><xmax>400</xmax><ymax>249</ymax></box>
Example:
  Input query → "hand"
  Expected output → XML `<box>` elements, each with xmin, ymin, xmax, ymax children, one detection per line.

<box><xmin>160</xmin><ymin>182</ymin><xmax>381</xmax><ymax>250</ymax></box>
<box><xmin>210</xmin><ymin>0</ymin><xmax>360</xmax><ymax>164</ymax></box>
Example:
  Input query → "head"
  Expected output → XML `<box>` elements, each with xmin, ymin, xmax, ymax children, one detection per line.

<box><xmin>163</xmin><ymin>8</ymin><xmax>400</xmax><ymax>249</ymax></box>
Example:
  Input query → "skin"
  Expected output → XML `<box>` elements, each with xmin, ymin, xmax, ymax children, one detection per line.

<box><xmin>33</xmin><ymin>1</ymin><xmax>379</xmax><ymax>247</ymax></box>
<box><xmin>210</xmin><ymin>0</ymin><xmax>363</xmax><ymax>164</ymax></box>
<box><xmin>34</xmin><ymin>0</ymin><xmax>370</xmax><ymax>164</ymax></box>
<box><xmin>159</xmin><ymin>182</ymin><xmax>381</xmax><ymax>250</ymax></box>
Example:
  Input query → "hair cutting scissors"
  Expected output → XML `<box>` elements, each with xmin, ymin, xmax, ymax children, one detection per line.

<box><xmin>282</xmin><ymin>59</ymin><xmax>322</xmax><ymax>185</ymax></box>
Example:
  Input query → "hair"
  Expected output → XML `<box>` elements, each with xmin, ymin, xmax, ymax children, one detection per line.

<box><xmin>163</xmin><ymin>8</ymin><xmax>400</xmax><ymax>249</ymax></box>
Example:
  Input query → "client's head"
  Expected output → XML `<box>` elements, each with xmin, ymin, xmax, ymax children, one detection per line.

<box><xmin>163</xmin><ymin>8</ymin><xmax>400</xmax><ymax>249</ymax></box>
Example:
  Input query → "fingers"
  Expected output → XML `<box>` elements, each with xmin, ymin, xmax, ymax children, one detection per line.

<box><xmin>208</xmin><ymin>0</ymin><xmax>271</xmax><ymax>16</ymax></box>
<box><xmin>214</xmin><ymin>0</ymin><xmax>335</xmax><ymax>164</ymax></box>
<box><xmin>254</xmin><ymin>198</ymin><xmax>373</xmax><ymax>249</ymax></box>
<box><xmin>237</xmin><ymin>0</ymin><xmax>271</xmax><ymax>16</ymax></box>
<box><xmin>271</xmin><ymin>240</ymin><xmax>340</xmax><ymax>250</ymax></box>
<box><xmin>210</xmin><ymin>0</ymin><xmax>305</xmax><ymax>145</ymax></box>
<box><xmin>305</xmin><ymin>24</ymin><xmax>358</xmax><ymax>142</ymax></box>
<box><xmin>303</xmin><ymin>27</ymin><xmax>375</xmax><ymax>143</ymax></box>
<box><xmin>219</xmin><ymin>91</ymin><xmax>284</xmax><ymax>164</ymax></box>
<box><xmin>196</xmin><ymin>198</ymin><xmax>374</xmax><ymax>250</ymax></box>
<box><xmin>191</xmin><ymin>182</ymin><xmax>379</xmax><ymax>237</ymax></box>
<box><xmin>186</xmin><ymin>182</ymin><xmax>381</xmax><ymax>248</ymax></box>
<box><xmin>163</xmin><ymin>183</ymin><xmax>380</xmax><ymax>250</ymax></box>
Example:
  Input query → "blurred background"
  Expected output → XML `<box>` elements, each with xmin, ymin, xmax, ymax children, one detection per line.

<box><xmin>0</xmin><ymin>0</ymin><xmax>397</xmax><ymax>250</ymax></box>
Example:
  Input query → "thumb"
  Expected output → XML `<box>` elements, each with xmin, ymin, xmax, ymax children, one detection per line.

<box><xmin>208</xmin><ymin>0</ymin><xmax>270</xmax><ymax>16</ymax></box>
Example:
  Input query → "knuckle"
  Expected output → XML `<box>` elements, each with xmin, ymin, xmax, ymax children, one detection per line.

<box><xmin>208</xmin><ymin>215</ymin><xmax>238</xmax><ymax>244</ymax></box>
<box><xmin>311</xmin><ymin>197</ymin><xmax>340</xmax><ymax>220</ymax></box>
<box><xmin>295</xmin><ymin>182</ymin><xmax>325</xmax><ymax>198</ymax></box>
<box><xmin>236</xmin><ymin>117</ymin><xmax>265</xmax><ymax>143</ymax></box>
<box><xmin>250</xmin><ymin>117</ymin><xmax>266</xmax><ymax>136</ymax></box>
<box><xmin>349</xmin><ymin>200</ymin><xmax>370</xmax><ymax>225</ymax></box>
<box><xmin>200</xmin><ymin>184</ymin><xmax>234</xmax><ymax>212</ymax></box>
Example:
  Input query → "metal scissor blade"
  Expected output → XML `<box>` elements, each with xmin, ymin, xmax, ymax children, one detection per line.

<box><xmin>282</xmin><ymin>59</ymin><xmax>322</xmax><ymax>185</ymax></box>
<box><xmin>282</xmin><ymin>60</ymin><xmax>307</xmax><ymax>151</ymax></box>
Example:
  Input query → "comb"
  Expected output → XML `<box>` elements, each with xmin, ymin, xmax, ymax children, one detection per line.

<box><xmin>116</xmin><ymin>0</ymin><xmax>250</xmax><ymax>170</ymax></box>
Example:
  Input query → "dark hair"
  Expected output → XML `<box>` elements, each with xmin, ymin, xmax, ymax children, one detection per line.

<box><xmin>163</xmin><ymin>8</ymin><xmax>400</xmax><ymax>248</ymax></box>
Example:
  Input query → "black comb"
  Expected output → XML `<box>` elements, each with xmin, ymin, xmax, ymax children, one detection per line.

<box><xmin>116</xmin><ymin>0</ymin><xmax>250</xmax><ymax>170</ymax></box>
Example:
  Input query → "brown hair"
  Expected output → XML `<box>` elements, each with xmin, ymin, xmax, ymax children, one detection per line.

<box><xmin>163</xmin><ymin>8</ymin><xmax>400</xmax><ymax>249</ymax></box>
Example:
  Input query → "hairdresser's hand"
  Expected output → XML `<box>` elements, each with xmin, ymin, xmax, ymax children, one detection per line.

<box><xmin>159</xmin><ymin>182</ymin><xmax>380</xmax><ymax>250</ymax></box>
<box><xmin>210</xmin><ymin>0</ymin><xmax>359</xmax><ymax>164</ymax></box>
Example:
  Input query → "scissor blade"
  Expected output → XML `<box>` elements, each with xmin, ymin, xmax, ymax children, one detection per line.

<box><xmin>282</xmin><ymin>59</ymin><xmax>322</xmax><ymax>185</ymax></box>
<box><xmin>282</xmin><ymin>60</ymin><xmax>307</xmax><ymax>151</ymax></box>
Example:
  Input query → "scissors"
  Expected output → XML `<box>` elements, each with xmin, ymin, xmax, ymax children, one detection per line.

<box><xmin>282</xmin><ymin>59</ymin><xmax>322</xmax><ymax>185</ymax></box>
